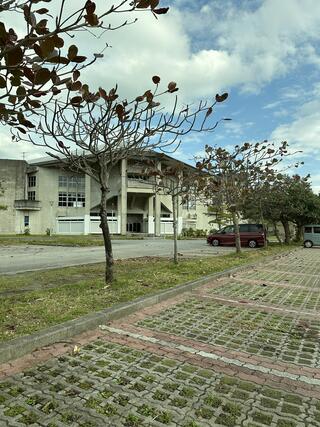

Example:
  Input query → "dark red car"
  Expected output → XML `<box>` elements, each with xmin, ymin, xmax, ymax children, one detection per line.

<box><xmin>207</xmin><ymin>224</ymin><xmax>266</xmax><ymax>248</ymax></box>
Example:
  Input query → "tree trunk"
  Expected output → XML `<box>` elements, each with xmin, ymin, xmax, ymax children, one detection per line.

<box><xmin>100</xmin><ymin>186</ymin><xmax>114</xmax><ymax>283</ymax></box>
<box><xmin>281</xmin><ymin>220</ymin><xmax>291</xmax><ymax>244</ymax></box>
<box><xmin>172</xmin><ymin>194</ymin><xmax>178</xmax><ymax>264</ymax></box>
<box><xmin>231</xmin><ymin>210</ymin><xmax>241</xmax><ymax>254</ymax></box>
<box><xmin>273</xmin><ymin>222</ymin><xmax>282</xmax><ymax>244</ymax></box>
<box><xmin>294</xmin><ymin>224</ymin><xmax>303</xmax><ymax>242</ymax></box>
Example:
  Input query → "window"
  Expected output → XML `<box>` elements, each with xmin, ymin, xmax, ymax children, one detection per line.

<box><xmin>182</xmin><ymin>195</ymin><xmax>197</xmax><ymax>210</ymax></box>
<box><xmin>239</xmin><ymin>224</ymin><xmax>249</xmax><ymax>232</ymax></box>
<box><xmin>28</xmin><ymin>191</ymin><xmax>35</xmax><ymax>201</ymax></box>
<box><xmin>305</xmin><ymin>226</ymin><xmax>312</xmax><ymax>233</ymax></box>
<box><xmin>58</xmin><ymin>176</ymin><xmax>68</xmax><ymax>187</ymax></box>
<box><xmin>28</xmin><ymin>175</ymin><xmax>36</xmax><ymax>187</ymax></box>
<box><xmin>58</xmin><ymin>192</ymin><xmax>85</xmax><ymax>207</ymax></box>
<box><xmin>220</xmin><ymin>225</ymin><xmax>234</xmax><ymax>233</ymax></box>
<box><xmin>24</xmin><ymin>216</ymin><xmax>29</xmax><ymax>227</ymax></box>
<box><xmin>314</xmin><ymin>227</ymin><xmax>320</xmax><ymax>234</ymax></box>
<box><xmin>249</xmin><ymin>224</ymin><xmax>263</xmax><ymax>232</ymax></box>
<box><xmin>59</xmin><ymin>175</ymin><xmax>85</xmax><ymax>188</ymax></box>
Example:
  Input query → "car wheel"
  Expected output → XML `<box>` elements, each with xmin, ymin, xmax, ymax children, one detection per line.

<box><xmin>212</xmin><ymin>239</ymin><xmax>220</xmax><ymax>247</ymax></box>
<box><xmin>248</xmin><ymin>240</ymin><xmax>257</xmax><ymax>248</ymax></box>
<box><xmin>304</xmin><ymin>240</ymin><xmax>313</xmax><ymax>248</ymax></box>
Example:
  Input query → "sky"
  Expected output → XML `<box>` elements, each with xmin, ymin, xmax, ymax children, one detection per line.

<box><xmin>1</xmin><ymin>0</ymin><xmax>320</xmax><ymax>191</ymax></box>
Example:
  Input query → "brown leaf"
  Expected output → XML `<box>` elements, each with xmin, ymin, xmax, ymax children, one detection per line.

<box><xmin>35</xmin><ymin>8</ymin><xmax>49</xmax><ymax>14</ymax></box>
<box><xmin>34</xmin><ymin>68</ymin><xmax>51</xmax><ymax>85</ymax></box>
<box><xmin>23</xmin><ymin>67</ymin><xmax>34</xmax><ymax>83</ymax></box>
<box><xmin>167</xmin><ymin>81</ymin><xmax>177</xmax><ymax>92</ymax></box>
<box><xmin>85</xmin><ymin>0</ymin><xmax>96</xmax><ymax>14</ymax></box>
<box><xmin>136</xmin><ymin>0</ymin><xmax>151</xmax><ymax>8</ymax></box>
<box><xmin>27</xmin><ymin>98</ymin><xmax>41</xmax><ymax>108</ymax></box>
<box><xmin>153</xmin><ymin>7</ymin><xmax>169</xmax><ymax>14</ymax></box>
<box><xmin>71</xmin><ymin>96</ymin><xmax>83</xmax><ymax>105</ymax></box>
<box><xmin>52</xmin><ymin>35</ymin><xmax>64</xmax><ymax>48</ymax></box>
<box><xmin>40</xmin><ymin>37</ymin><xmax>55</xmax><ymax>57</ymax></box>
<box><xmin>73</xmin><ymin>70</ymin><xmax>80</xmax><ymax>81</ymax></box>
<box><xmin>16</xmin><ymin>86</ymin><xmax>26</xmax><ymax>99</ymax></box>
<box><xmin>85</xmin><ymin>13</ymin><xmax>99</xmax><ymax>26</ymax></box>
<box><xmin>150</xmin><ymin>0</ymin><xmax>160</xmax><ymax>9</ymax></box>
<box><xmin>71</xmin><ymin>56</ymin><xmax>87</xmax><ymax>63</ymax></box>
<box><xmin>0</xmin><ymin>75</ymin><xmax>6</xmax><ymax>88</ymax></box>
<box><xmin>206</xmin><ymin>107</ymin><xmax>213</xmax><ymax>117</ymax></box>
<box><xmin>152</xmin><ymin>75</ymin><xmax>160</xmax><ymax>84</ymax></box>
<box><xmin>116</xmin><ymin>103</ymin><xmax>125</xmax><ymax>120</ymax></box>
<box><xmin>215</xmin><ymin>93</ymin><xmax>228</xmax><ymax>102</ymax></box>
<box><xmin>144</xmin><ymin>90</ymin><xmax>153</xmax><ymax>102</ymax></box>
<box><xmin>5</xmin><ymin>46</ymin><xmax>23</xmax><ymax>66</ymax></box>
<box><xmin>67</xmin><ymin>45</ymin><xmax>78</xmax><ymax>60</ymax></box>
<box><xmin>70</xmin><ymin>81</ymin><xmax>82</xmax><ymax>91</ymax></box>
<box><xmin>33</xmin><ymin>43</ymin><xmax>44</xmax><ymax>58</ymax></box>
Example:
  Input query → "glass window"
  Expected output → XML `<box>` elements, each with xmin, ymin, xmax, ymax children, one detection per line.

<box><xmin>314</xmin><ymin>227</ymin><xmax>320</xmax><ymax>234</ymax></box>
<box><xmin>27</xmin><ymin>191</ymin><xmax>35</xmax><ymax>201</ymax></box>
<box><xmin>248</xmin><ymin>224</ymin><xmax>263</xmax><ymax>232</ymax></box>
<box><xmin>224</xmin><ymin>225</ymin><xmax>234</xmax><ymax>233</ymax></box>
<box><xmin>304</xmin><ymin>226</ymin><xmax>312</xmax><ymax>233</ymax></box>
<box><xmin>239</xmin><ymin>224</ymin><xmax>249</xmax><ymax>232</ymax></box>
<box><xmin>58</xmin><ymin>192</ymin><xmax>85</xmax><ymax>207</ymax></box>
<box><xmin>24</xmin><ymin>216</ymin><xmax>29</xmax><ymax>227</ymax></box>
<box><xmin>28</xmin><ymin>175</ymin><xmax>36</xmax><ymax>187</ymax></box>
<box><xmin>58</xmin><ymin>176</ymin><xmax>68</xmax><ymax>187</ymax></box>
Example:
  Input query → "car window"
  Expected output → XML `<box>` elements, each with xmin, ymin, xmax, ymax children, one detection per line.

<box><xmin>304</xmin><ymin>226</ymin><xmax>312</xmax><ymax>233</ymax></box>
<box><xmin>239</xmin><ymin>224</ymin><xmax>249</xmax><ymax>232</ymax></box>
<box><xmin>314</xmin><ymin>227</ymin><xmax>320</xmax><ymax>234</ymax></box>
<box><xmin>224</xmin><ymin>225</ymin><xmax>234</xmax><ymax>233</ymax></box>
<box><xmin>248</xmin><ymin>224</ymin><xmax>263</xmax><ymax>232</ymax></box>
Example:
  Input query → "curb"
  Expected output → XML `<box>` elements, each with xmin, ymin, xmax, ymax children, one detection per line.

<box><xmin>0</xmin><ymin>248</ymin><xmax>299</xmax><ymax>364</ymax></box>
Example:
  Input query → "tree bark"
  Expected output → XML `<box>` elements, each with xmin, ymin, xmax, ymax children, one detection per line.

<box><xmin>294</xmin><ymin>224</ymin><xmax>303</xmax><ymax>242</ymax></box>
<box><xmin>281</xmin><ymin>220</ymin><xmax>291</xmax><ymax>244</ymax></box>
<box><xmin>273</xmin><ymin>222</ymin><xmax>282</xmax><ymax>244</ymax></box>
<box><xmin>100</xmin><ymin>186</ymin><xmax>114</xmax><ymax>283</ymax></box>
<box><xmin>172</xmin><ymin>194</ymin><xmax>178</xmax><ymax>264</ymax></box>
<box><xmin>231</xmin><ymin>210</ymin><xmax>241</xmax><ymax>254</ymax></box>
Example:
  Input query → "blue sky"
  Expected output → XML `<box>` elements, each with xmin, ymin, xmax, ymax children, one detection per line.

<box><xmin>1</xmin><ymin>0</ymin><xmax>319</xmax><ymax>190</ymax></box>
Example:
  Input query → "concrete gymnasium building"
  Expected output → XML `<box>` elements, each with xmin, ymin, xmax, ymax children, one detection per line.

<box><xmin>0</xmin><ymin>154</ymin><xmax>214</xmax><ymax>236</ymax></box>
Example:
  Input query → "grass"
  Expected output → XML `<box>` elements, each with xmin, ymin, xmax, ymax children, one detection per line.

<box><xmin>0</xmin><ymin>244</ymin><xmax>295</xmax><ymax>342</ymax></box>
<box><xmin>0</xmin><ymin>234</ymin><xmax>143</xmax><ymax>247</ymax></box>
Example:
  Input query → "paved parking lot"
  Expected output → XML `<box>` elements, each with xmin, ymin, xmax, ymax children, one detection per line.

<box><xmin>0</xmin><ymin>249</ymin><xmax>319</xmax><ymax>426</ymax></box>
<box><xmin>0</xmin><ymin>240</ymin><xmax>236</xmax><ymax>274</ymax></box>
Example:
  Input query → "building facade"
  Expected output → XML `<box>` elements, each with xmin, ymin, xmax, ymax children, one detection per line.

<box><xmin>0</xmin><ymin>155</ymin><xmax>214</xmax><ymax>236</ymax></box>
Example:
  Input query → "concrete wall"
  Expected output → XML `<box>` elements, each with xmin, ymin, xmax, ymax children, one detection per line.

<box><xmin>0</xmin><ymin>160</ymin><xmax>27</xmax><ymax>234</ymax></box>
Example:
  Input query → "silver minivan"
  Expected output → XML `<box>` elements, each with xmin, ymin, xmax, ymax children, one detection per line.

<box><xmin>303</xmin><ymin>225</ymin><xmax>320</xmax><ymax>248</ymax></box>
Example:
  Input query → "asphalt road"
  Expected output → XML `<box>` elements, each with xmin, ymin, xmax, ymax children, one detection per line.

<box><xmin>0</xmin><ymin>239</ymin><xmax>237</xmax><ymax>274</ymax></box>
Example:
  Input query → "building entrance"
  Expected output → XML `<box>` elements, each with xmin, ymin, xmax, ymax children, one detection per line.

<box><xmin>127</xmin><ymin>214</ymin><xmax>144</xmax><ymax>233</ymax></box>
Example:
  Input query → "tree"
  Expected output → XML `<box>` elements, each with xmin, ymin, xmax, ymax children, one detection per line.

<box><xmin>0</xmin><ymin>0</ymin><xmax>169</xmax><ymax>130</ymax></box>
<box><xmin>143</xmin><ymin>160</ymin><xmax>202</xmax><ymax>263</ymax></box>
<box><xmin>243</xmin><ymin>175</ymin><xmax>320</xmax><ymax>243</ymax></box>
<box><xmin>16</xmin><ymin>77</ymin><xmax>229</xmax><ymax>282</ymax></box>
<box><xmin>197</xmin><ymin>141</ymin><xmax>293</xmax><ymax>253</ymax></box>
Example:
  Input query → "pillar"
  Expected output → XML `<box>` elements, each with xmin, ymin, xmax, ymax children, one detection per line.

<box><xmin>148</xmin><ymin>195</ymin><xmax>155</xmax><ymax>235</ymax></box>
<box><xmin>120</xmin><ymin>158</ymin><xmax>127</xmax><ymax>235</ymax></box>
<box><xmin>84</xmin><ymin>174</ymin><xmax>91</xmax><ymax>235</ymax></box>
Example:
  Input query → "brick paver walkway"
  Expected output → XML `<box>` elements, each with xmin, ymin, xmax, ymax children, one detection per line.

<box><xmin>0</xmin><ymin>249</ymin><xmax>320</xmax><ymax>426</ymax></box>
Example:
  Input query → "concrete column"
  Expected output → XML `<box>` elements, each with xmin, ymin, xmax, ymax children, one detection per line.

<box><xmin>155</xmin><ymin>194</ymin><xmax>161</xmax><ymax>236</ymax></box>
<box><xmin>154</xmin><ymin>160</ymin><xmax>161</xmax><ymax>236</ymax></box>
<box><xmin>84</xmin><ymin>174</ymin><xmax>91</xmax><ymax>235</ymax></box>
<box><xmin>117</xmin><ymin>194</ymin><xmax>121</xmax><ymax>234</ymax></box>
<box><xmin>120</xmin><ymin>159</ymin><xmax>127</xmax><ymax>235</ymax></box>
<box><xmin>148</xmin><ymin>195</ymin><xmax>155</xmax><ymax>235</ymax></box>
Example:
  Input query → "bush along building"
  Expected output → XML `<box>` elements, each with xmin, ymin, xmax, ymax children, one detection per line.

<box><xmin>0</xmin><ymin>153</ymin><xmax>215</xmax><ymax>236</ymax></box>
